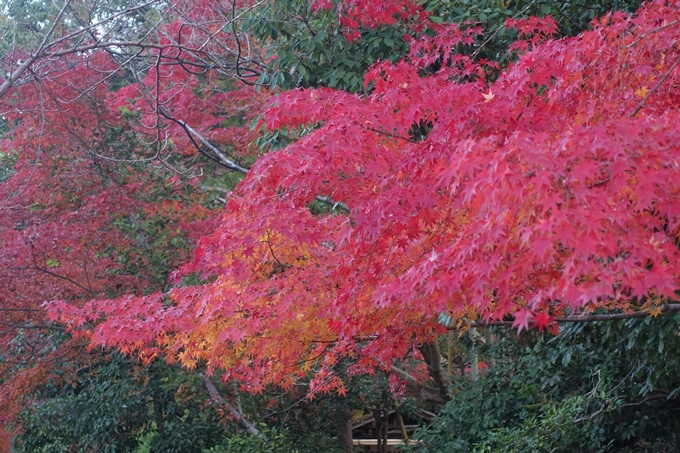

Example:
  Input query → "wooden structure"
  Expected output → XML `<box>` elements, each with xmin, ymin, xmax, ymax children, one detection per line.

<box><xmin>349</xmin><ymin>409</ymin><xmax>433</xmax><ymax>452</ymax></box>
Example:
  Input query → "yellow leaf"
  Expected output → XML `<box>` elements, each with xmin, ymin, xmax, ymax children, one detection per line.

<box><xmin>635</xmin><ymin>86</ymin><xmax>650</xmax><ymax>98</ymax></box>
<box><xmin>649</xmin><ymin>307</ymin><xmax>663</xmax><ymax>317</ymax></box>
<box><xmin>482</xmin><ymin>89</ymin><xmax>495</xmax><ymax>102</ymax></box>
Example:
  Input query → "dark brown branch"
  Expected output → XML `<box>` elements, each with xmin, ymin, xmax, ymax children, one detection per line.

<box><xmin>418</xmin><ymin>342</ymin><xmax>450</xmax><ymax>402</ymax></box>
<box><xmin>0</xmin><ymin>322</ymin><xmax>65</xmax><ymax>333</ymax></box>
<box><xmin>2</xmin><ymin>262</ymin><xmax>94</xmax><ymax>295</ymax></box>
<box><xmin>620</xmin><ymin>393</ymin><xmax>671</xmax><ymax>409</ymax></box>
<box><xmin>0</xmin><ymin>342</ymin><xmax>88</xmax><ymax>365</ymax></box>
<box><xmin>389</xmin><ymin>366</ymin><xmax>449</xmax><ymax>405</ymax></box>
<box><xmin>0</xmin><ymin>306</ymin><xmax>42</xmax><ymax>312</ymax></box>
<box><xmin>629</xmin><ymin>54</ymin><xmax>680</xmax><ymax>118</ymax></box>
<box><xmin>587</xmin><ymin>168</ymin><xmax>612</xmax><ymax>188</ymax></box>
<box><xmin>365</xmin><ymin>126</ymin><xmax>418</xmax><ymax>144</ymax></box>
<box><xmin>199</xmin><ymin>374</ymin><xmax>266</xmax><ymax>439</ymax></box>
<box><xmin>459</xmin><ymin>304</ymin><xmax>680</xmax><ymax>329</ymax></box>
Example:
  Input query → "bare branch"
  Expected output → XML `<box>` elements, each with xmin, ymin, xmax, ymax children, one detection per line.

<box><xmin>179</xmin><ymin>121</ymin><xmax>250</xmax><ymax>173</ymax></box>
<box><xmin>199</xmin><ymin>373</ymin><xmax>266</xmax><ymax>439</ymax></box>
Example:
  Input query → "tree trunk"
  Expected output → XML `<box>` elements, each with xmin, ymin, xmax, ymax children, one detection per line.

<box><xmin>447</xmin><ymin>332</ymin><xmax>454</xmax><ymax>377</ymax></box>
<box><xmin>485</xmin><ymin>328</ymin><xmax>495</xmax><ymax>370</ymax></box>
<box><xmin>396</xmin><ymin>411</ymin><xmax>408</xmax><ymax>440</ymax></box>
<box><xmin>419</xmin><ymin>342</ymin><xmax>450</xmax><ymax>401</ymax></box>
<box><xmin>335</xmin><ymin>407</ymin><xmax>354</xmax><ymax>453</ymax></box>
<box><xmin>152</xmin><ymin>390</ymin><xmax>165</xmax><ymax>433</ymax></box>
<box><xmin>470</xmin><ymin>328</ymin><xmax>479</xmax><ymax>381</ymax></box>
<box><xmin>373</xmin><ymin>409</ymin><xmax>387</xmax><ymax>453</ymax></box>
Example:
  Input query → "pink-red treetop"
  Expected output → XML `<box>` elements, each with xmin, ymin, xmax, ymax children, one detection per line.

<box><xmin>49</xmin><ymin>0</ymin><xmax>680</xmax><ymax>394</ymax></box>
<box><xmin>0</xmin><ymin>10</ymin><xmax>264</xmax><ymax>416</ymax></box>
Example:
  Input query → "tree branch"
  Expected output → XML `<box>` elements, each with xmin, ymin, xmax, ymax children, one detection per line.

<box><xmin>177</xmin><ymin>121</ymin><xmax>250</xmax><ymax>173</ymax></box>
<box><xmin>161</xmin><ymin>110</ymin><xmax>350</xmax><ymax>211</ymax></box>
<box><xmin>459</xmin><ymin>304</ymin><xmax>680</xmax><ymax>329</ymax></box>
<box><xmin>629</xmin><ymin>54</ymin><xmax>680</xmax><ymax>118</ymax></box>
<box><xmin>620</xmin><ymin>392</ymin><xmax>671</xmax><ymax>409</ymax></box>
<box><xmin>625</xmin><ymin>20</ymin><xmax>679</xmax><ymax>48</ymax></box>
<box><xmin>390</xmin><ymin>366</ymin><xmax>449</xmax><ymax>404</ymax></box>
<box><xmin>199</xmin><ymin>374</ymin><xmax>266</xmax><ymax>439</ymax></box>
<box><xmin>418</xmin><ymin>342</ymin><xmax>450</xmax><ymax>401</ymax></box>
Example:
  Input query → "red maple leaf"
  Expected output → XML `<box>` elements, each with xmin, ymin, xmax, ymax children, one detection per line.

<box><xmin>512</xmin><ymin>309</ymin><xmax>534</xmax><ymax>335</ymax></box>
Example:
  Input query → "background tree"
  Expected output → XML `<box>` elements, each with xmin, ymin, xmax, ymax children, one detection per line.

<box><xmin>0</xmin><ymin>0</ymin><xmax>266</xmax><ymax>443</ymax></box>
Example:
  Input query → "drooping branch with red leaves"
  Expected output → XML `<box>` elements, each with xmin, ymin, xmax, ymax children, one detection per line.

<box><xmin>41</xmin><ymin>0</ymin><xmax>680</xmax><ymax>398</ymax></box>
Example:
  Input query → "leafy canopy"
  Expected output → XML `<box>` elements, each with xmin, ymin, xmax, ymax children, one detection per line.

<box><xmin>47</xmin><ymin>0</ymin><xmax>680</xmax><ymax>395</ymax></box>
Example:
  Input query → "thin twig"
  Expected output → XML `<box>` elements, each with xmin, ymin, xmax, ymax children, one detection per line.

<box><xmin>366</xmin><ymin>126</ymin><xmax>418</xmax><ymax>144</ymax></box>
<box><xmin>460</xmin><ymin>303</ymin><xmax>680</xmax><ymax>329</ymax></box>
<box><xmin>625</xmin><ymin>20</ymin><xmax>679</xmax><ymax>48</ymax></box>
<box><xmin>587</xmin><ymin>168</ymin><xmax>612</xmax><ymax>188</ymax></box>
<box><xmin>620</xmin><ymin>393</ymin><xmax>671</xmax><ymax>408</ymax></box>
<box><xmin>629</xmin><ymin>53</ymin><xmax>680</xmax><ymax>118</ymax></box>
<box><xmin>471</xmin><ymin>0</ymin><xmax>538</xmax><ymax>61</ymax></box>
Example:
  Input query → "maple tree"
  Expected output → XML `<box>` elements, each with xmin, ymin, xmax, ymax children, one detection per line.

<box><xmin>0</xmin><ymin>76</ymin><xmax>218</xmax><ymax>424</ymax></box>
<box><xmin>2</xmin><ymin>0</ymin><xmax>680</xmax><ymax>449</ymax></box>
<box><xmin>41</xmin><ymin>0</ymin><xmax>680</xmax><ymax>396</ymax></box>
<box><xmin>0</xmin><ymin>0</ymin><xmax>266</xmax><ymax>439</ymax></box>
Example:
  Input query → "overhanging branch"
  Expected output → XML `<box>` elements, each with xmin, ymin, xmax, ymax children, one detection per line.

<box><xmin>160</xmin><ymin>110</ymin><xmax>350</xmax><ymax>212</ymax></box>
<box><xmin>458</xmin><ymin>303</ymin><xmax>680</xmax><ymax>329</ymax></box>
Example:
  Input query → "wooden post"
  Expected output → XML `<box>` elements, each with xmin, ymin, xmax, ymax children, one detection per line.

<box><xmin>447</xmin><ymin>331</ymin><xmax>454</xmax><ymax>377</ymax></box>
<box><xmin>485</xmin><ymin>328</ymin><xmax>495</xmax><ymax>370</ymax></box>
<box><xmin>396</xmin><ymin>411</ymin><xmax>408</xmax><ymax>440</ymax></box>
<box><xmin>470</xmin><ymin>328</ymin><xmax>479</xmax><ymax>381</ymax></box>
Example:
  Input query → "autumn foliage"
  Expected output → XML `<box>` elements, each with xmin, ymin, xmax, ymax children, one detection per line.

<box><xmin>38</xmin><ymin>0</ymin><xmax>680</xmax><ymax>398</ymax></box>
<box><xmin>0</xmin><ymin>1</ymin><xmax>265</xmax><ymax>426</ymax></box>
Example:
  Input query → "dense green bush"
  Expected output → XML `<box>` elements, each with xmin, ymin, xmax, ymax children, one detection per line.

<box><xmin>12</xmin><ymin>356</ymin><xmax>226</xmax><ymax>453</ymax></box>
<box><xmin>407</xmin><ymin>315</ymin><xmax>680</xmax><ymax>452</ymax></box>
